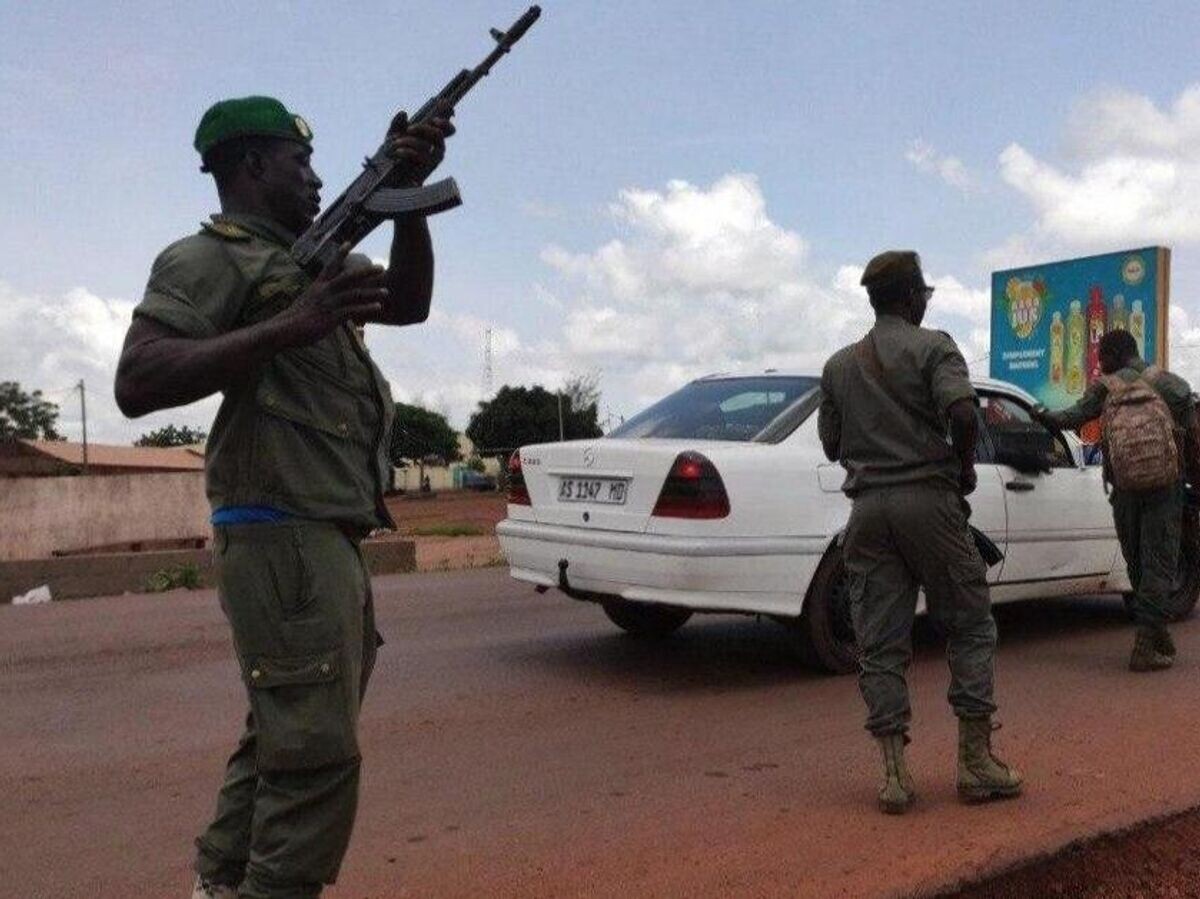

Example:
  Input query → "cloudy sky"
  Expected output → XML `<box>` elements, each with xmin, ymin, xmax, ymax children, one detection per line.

<box><xmin>4</xmin><ymin>0</ymin><xmax>1200</xmax><ymax>443</ymax></box>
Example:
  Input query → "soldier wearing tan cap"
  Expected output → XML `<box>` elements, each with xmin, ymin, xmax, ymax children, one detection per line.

<box><xmin>818</xmin><ymin>251</ymin><xmax>1022</xmax><ymax>814</ymax></box>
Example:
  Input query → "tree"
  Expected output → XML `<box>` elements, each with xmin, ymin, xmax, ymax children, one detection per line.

<box><xmin>466</xmin><ymin>384</ymin><xmax>602</xmax><ymax>454</ymax></box>
<box><xmin>135</xmin><ymin>424</ymin><xmax>209</xmax><ymax>447</ymax></box>
<box><xmin>390</xmin><ymin>403</ymin><xmax>461</xmax><ymax>488</ymax></box>
<box><xmin>563</xmin><ymin>371</ymin><xmax>601</xmax><ymax>414</ymax></box>
<box><xmin>0</xmin><ymin>381</ymin><xmax>62</xmax><ymax>441</ymax></box>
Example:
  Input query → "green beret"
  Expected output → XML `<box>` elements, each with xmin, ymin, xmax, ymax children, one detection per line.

<box><xmin>193</xmin><ymin>96</ymin><xmax>313</xmax><ymax>158</ymax></box>
<box><xmin>861</xmin><ymin>250</ymin><xmax>925</xmax><ymax>289</ymax></box>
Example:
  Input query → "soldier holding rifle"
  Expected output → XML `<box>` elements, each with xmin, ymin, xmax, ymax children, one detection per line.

<box><xmin>115</xmin><ymin>96</ymin><xmax>453</xmax><ymax>898</ymax></box>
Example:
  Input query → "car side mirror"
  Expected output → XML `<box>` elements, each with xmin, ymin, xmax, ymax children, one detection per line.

<box><xmin>992</xmin><ymin>426</ymin><xmax>1054</xmax><ymax>475</ymax></box>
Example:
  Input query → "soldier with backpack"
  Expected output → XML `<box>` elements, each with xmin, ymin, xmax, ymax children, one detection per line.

<box><xmin>1034</xmin><ymin>329</ymin><xmax>1198</xmax><ymax>672</ymax></box>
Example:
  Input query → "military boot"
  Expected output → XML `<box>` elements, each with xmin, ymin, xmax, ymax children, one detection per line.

<box><xmin>875</xmin><ymin>733</ymin><xmax>916</xmax><ymax>814</ymax></box>
<box><xmin>190</xmin><ymin>876</ymin><xmax>236</xmax><ymax>899</ymax></box>
<box><xmin>1154</xmin><ymin>626</ymin><xmax>1177</xmax><ymax>660</ymax></box>
<box><xmin>956</xmin><ymin>717</ymin><xmax>1022</xmax><ymax>803</ymax></box>
<box><xmin>1129</xmin><ymin>626</ymin><xmax>1174</xmax><ymax>672</ymax></box>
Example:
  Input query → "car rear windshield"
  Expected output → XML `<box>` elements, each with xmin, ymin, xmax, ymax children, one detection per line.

<box><xmin>608</xmin><ymin>376</ymin><xmax>820</xmax><ymax>442</ymax></box>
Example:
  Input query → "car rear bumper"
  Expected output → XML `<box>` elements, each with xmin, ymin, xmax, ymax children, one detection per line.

<box><xmin>496</xmin><ymin>519</ymin><xmax>830</xmax><ymax>617</ymax></box>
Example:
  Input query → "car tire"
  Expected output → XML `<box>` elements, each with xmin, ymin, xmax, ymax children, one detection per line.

<box><xmin>1123</xmin><ymin>506</ymin><xmax>1200</xmax><ymax>622</ymax></box>
<box><xmin>792</xmin><ymin>546</ymin><xmax>859</xmax><ymax>675</ymax></box>
<box><xmin>601</xmin><ymin>600</ymin><xmax>692</xmax><ymax>638</ymax></box>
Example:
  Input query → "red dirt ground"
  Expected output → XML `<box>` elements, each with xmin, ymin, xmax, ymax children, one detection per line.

<box><xmin>384</xmin><ymin>490</ymin><xmax>507</xmax><ymax>536</ymax></box>
<box><xmin>933</xmin><ymin>806</ymin><xmax>1200</xmax><ymax>898</ymax></box>
<box><xmin>381</xmin><ymin>491</ymin><xmax>506</xmax><ymax>571</ymax></box>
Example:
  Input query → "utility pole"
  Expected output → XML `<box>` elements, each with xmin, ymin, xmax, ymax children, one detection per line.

<box><xmin>77</xmin><ymin>379</ymin><xmax>89</xmax><ymax>474</ymax></box>
<box><xmin>557</xmin><ymin>391</ymin><xmax>565</xmax><ymax>441</ymax></box>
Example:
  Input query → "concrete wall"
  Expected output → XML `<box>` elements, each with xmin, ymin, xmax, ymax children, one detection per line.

<box><xmin>0</xmin><ymin>472</ymin><xmax>210</xmax><ymax>561</ymax></box>
<box><xmin>0</xmin><ymin>539</ymin><xmax>416</xmax><ymax>603</ymax></box>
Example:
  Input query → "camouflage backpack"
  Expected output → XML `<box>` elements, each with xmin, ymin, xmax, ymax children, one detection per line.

<box><xmin>1101</xmin><ymin>367</ymin><xmax>1180</xmax><ymax>492</ymax></box>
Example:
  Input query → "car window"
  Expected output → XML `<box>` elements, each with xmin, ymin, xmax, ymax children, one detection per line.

<box><xmin>973</xmin><ymin>406</ymin><xmax>994</xmax><ymax>464</ymax></box>
<box><xmin>609</xmin><ymin>376</ymin><xmax>819</xmax><ymax>442</ymax></box>
<box><xmin>979</xmin><ymin>395</ymin><xmax>1075</xmax><ymax>469</ymax></box>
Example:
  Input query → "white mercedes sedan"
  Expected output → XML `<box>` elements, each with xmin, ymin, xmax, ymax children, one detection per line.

<box><xmin>496</xmin><ymin>372</ymin><xmax>1200</xmax><ymax>672</ymax></box>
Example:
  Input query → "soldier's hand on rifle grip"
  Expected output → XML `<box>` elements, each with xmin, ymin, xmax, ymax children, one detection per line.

<box><xmin>385</xmin><ymin>107</ymin><xmax>457</xmax><ymax>186</ymax></box>
<box><xmin>278</xmin><ymin>243</ymin><xmax>387</xmax><ymax>347</ymax></box>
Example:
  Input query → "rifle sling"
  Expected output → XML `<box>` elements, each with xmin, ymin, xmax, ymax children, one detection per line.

<box><xmin>853</xmin><ymin>334</ymin><xmax>954</xmax><ymax>464</ymax></box>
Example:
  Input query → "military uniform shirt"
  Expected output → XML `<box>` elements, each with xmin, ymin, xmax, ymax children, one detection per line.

<box><xmin>134</xmin><ymin>213</ymin><xmax>396</xmax><ymax>532</ymax></box>
<box><xmin>819</xmin><ymin>314</ymin><xmax>976</xmax><ymax>496</ymax></box>
<box><xmin>1045</xmin><ymin>357</ymin><xmax>1195</xmax><ymax>431</ymax></box>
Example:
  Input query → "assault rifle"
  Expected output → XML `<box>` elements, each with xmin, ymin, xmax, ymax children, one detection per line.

<box><xmin>291</xmin><ymin>5</ymin><xmax>542</xmax><ymax>275</ymax></box>
<box><xmin>962</xmin><ymin>498</ymin><xmax>1005</xmax><ymax>568</ymax></box>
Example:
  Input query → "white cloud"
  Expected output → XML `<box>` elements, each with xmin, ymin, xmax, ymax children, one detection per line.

<box><xmin>906</xmin><ymin>139</ymin><xmax>976</xmax><ymax>193</ymax></box>
<box><xmin>0</xmin><ymin>280</ymin><xmax>217</xmax><ymax>443</ymax></box>
<box><xmin>1064</xmin><ymin>86</ymin><xmax>1200</xmax><ymax>161</ymax></box>
<box><xmin>333</xmin><ymin>176</ymin><xmax>1000</xmax><ymax>430</ymax></box>
<box><xmin>544</xmin><ymin>174</ymin><xmax>808</xmax><ymax>301</ymax></box>
<box><xmin>541</xmin><ymin>175</ymin><xmax>865</xmax><ymax>380</ymax></box>
<box><xmin>926</xmin><ymin>274</ymin><xmax>990</xmax><ymax>324</ymax></box>
<box><xmin>1</xmin><ymin>172</ymin><xmax>999</xmax><ymax>445</ymax></box>
<box><xmin>1000</xmin><ymin>85</ymin><xmax>1200</xmax><ymax>246</ymax></box>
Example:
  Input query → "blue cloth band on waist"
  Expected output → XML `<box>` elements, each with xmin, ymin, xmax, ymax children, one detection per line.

<box><xmin>211</xmin><ymin>505</ymin><xmax>292</xmax><ymax>525</ymax></box>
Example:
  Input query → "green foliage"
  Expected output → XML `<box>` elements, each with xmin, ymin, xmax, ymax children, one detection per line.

<box><xmin>390</xmin><ymin>403</ymin><xmax>460</xmax><ymax>466</ymax></box>
<box><xmin>407</xmin><ymin>522</ymin><xmax>485</xmax><ymax>538</ymax></box>
<box><xmin>145</xmin><ymin>563</ymin><xmax>202</xmax><ymax>593</ymax></box>
<box><xmin>563</xmin><ymin>372</ymin><xmax>601</xmax><ymax>413</ymax></box>
<box><xmin>135</xmin><ymin>424</ymin><xmax>208</xmax><ymax>447</ymax></box>
<box><xmin>0</xmin><ymin>381</ymin><xmax>62</xmax><ymax>441</ymax></box>
<box><xmin>466</xmin><ymin>384</ymin><xmax>602</xmax><ymax>454</ymax></box>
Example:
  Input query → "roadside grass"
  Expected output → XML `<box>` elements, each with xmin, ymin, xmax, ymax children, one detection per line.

<box><xmin>145</xmin><ymin>563</ymin><xmax>202</xmax><ymax>592</ymax></box>
<box><xmin>407</xmin><ymin>523</ymin><xmax>487</xmax><ymax>538</ymax></box>
<box><xmin>427</xmin><ymin>554</ymin><xmax>506</xmax><ymax>573</ymax></box>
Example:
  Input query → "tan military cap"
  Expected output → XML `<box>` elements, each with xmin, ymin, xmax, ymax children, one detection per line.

<box><xmin>860</xmin><ymin>250</ymin><xmax>925</xmax><ymax>288</ymax></box>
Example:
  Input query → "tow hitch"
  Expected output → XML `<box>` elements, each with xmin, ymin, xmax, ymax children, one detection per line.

<box><xmin>555</xmin><ymin>558</ymin><xmax>593</xmax><ymax>602</ymax></box>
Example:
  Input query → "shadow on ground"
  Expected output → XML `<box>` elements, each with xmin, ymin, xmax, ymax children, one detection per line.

<box><xmin>497</xmin><ymin>593</ymin><xmax>1133</xmax><ymax>695</ymax></box>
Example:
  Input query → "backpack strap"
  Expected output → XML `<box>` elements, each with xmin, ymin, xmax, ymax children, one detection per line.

<box><xmin>1099</xmin><ymin>373</ymin><xmax>1126</xmax><ymax>397</ymax></box>
<box><xmin>1141</xmin><ymin>365</ymin><xmax>1165</xmax><ymax>386</ymax></box>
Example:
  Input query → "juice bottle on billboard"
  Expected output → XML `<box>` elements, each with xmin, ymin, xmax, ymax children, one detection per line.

<box><xmin>1111</xmin><ymin>294</ymin><xmax>1128</xmax><ymax>331</ymax></box>
<box><xmin>1130</xmin><ymin>300</ymin><xmax>1146</xmax><ymax>359</ymax></box>
<box><xmin>1049</xmin><ymin>311</ymin><xmax>1064</xmax><ymax>385</ymax></box>
<box><xmin>1067</xmin><ymin>300</ymin><xmax>1085</xmax><ymax>395</ymax></box>
<box><xmin>1086</xmin><ymin>285</ymin><xmax>1107</xmax><ymax>384</ymax></box>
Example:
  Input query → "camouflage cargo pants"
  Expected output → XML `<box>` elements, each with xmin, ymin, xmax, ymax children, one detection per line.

<box><xmin>195</xmin><ymin>521</ymin><xmax>380</xmax><ymax>899</ymax></box>
<box><xmin>843</xmin><ymin>482</ymin><xmax>998</xmax><ymax>737</ymax></box>
<box><xmin>1111</xmin><ymin>485</ymin><xmax>1183</xmax><ymax>628</ymax></box>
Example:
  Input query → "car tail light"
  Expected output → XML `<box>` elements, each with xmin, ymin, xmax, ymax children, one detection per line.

<box><xmin>507</xmin><ymin>450</ymin><xmax>531</xmax><ymax>505</ymax></box>
<box><xmin>652</xmin><ymin>452</ymin><xmax>730</xmax><ymax>519</ymax></box>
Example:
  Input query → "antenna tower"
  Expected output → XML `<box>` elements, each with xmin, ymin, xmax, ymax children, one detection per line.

<box><xmin>482</xmin><ymin>328</ymin><xmax>494</xmax><ymax>396</ymax></box>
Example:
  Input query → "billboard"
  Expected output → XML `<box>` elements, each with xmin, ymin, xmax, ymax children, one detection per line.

<box><xmin>989</xmin><ymin>247</ymin><xmax>1171</xmax><ymax>408</ymax></box>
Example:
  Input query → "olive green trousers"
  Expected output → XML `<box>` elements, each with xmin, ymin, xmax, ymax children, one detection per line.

<box><xmin>843</xmin><ymin>482</ymin><xmax>999</xmax><ymax>737</ymax></box>
<box><xmin>1111</xmin><ymin>485</ymin><xmax>1183</xmax><ymax>628</ymax></box>
<box><xmin>195</xmin><ymin>521</ymin><xmax>379</xmax><ymax>899</ymax></box>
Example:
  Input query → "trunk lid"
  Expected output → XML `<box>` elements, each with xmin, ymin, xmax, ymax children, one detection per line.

<box><xmin>519</xmin><ymin>438</ymin><xmax>721</xmax><ymax>533</ymax></box>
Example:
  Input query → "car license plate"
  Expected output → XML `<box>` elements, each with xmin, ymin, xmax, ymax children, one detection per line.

<box><xmin>558</xmin><ymin>477</ymin><xmax>628</xmax><ymax>505</ymax></box>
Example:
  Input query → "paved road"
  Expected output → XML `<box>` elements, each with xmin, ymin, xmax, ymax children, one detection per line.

<box><xmin>4</xmin><ymin>569</ymin><xmax>1200</xmax><ymax>899</ymax></box>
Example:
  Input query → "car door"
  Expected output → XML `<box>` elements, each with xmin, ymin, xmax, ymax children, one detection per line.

<box><xmin>815</xmin><ymin>410</ymin><xmax>1009</xmax><ymax>590</ymax></box>
<box><xmin>978</xmin><ymin>391</ymin><xmax>1116</xmax><ymax>586</ymax></box>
